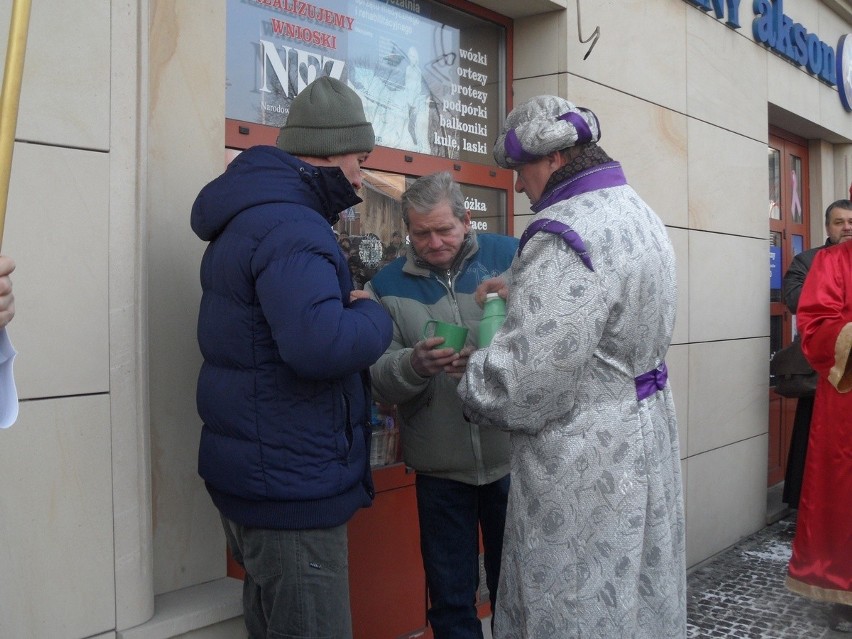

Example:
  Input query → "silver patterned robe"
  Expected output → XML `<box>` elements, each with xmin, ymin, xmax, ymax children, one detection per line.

<box><xmin>458</xmin><ymin>172</ymin><xmax>686</xmax><ymax>639</ymax></box>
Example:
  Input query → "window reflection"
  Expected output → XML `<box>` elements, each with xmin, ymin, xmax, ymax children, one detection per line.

<box><xmin>338</xmin><ymin>169</ymin><xmax>506</xmax><ymax>289</ymax></box>
<box><xmin>770</xmin><ymin>230</ymin><xmax>782</xmax><ymax>303</ymax></box>
<box><xmin>768</xmin><ymin>147</ymin><xmax>781</xmax><ymax>220</ymax></box>
<box><xmin>790</xmin><ymin>155</ymin><xmax>803</xmax><ymax>224</ymax></box>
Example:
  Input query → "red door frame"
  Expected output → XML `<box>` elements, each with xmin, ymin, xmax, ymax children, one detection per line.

<box><xmin>768</xmin><ymin>127</ymin><xmax>810</xmax><ymax>487</ymax></box>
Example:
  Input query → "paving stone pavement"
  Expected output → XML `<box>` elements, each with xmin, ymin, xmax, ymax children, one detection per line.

<box><xmin>687</xmin><ymin>514</ymin><xmax>848</xmax><ymax>638</ymax></box>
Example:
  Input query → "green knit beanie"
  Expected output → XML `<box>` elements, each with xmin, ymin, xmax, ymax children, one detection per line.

<box><xmin>277</xmin><ymin>76</ymin><xmax>375</xmax><ymax>157</ymax></box>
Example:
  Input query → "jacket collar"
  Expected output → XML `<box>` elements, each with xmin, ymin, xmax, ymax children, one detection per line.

<box><xmin>295</xmin><ymin>159</ymin><xmax>363</xmax><ymax>226</ymax></box>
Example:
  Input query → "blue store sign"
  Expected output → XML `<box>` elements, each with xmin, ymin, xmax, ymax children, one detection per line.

<box><xmin>770</xmin><ymin>245</ymin><xmax>782</xmax><ymax>290</ymax></box>
<box><xmin>684</xmin><ymin>0</ymin><xmax>852</xmax><ymax>113</ymax></box>
<box><xmin>838</xmin><ymin>34</ymin><xmax>852</xmax><ymax>112</ymax></box>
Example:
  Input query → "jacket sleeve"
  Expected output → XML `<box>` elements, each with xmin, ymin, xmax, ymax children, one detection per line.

<box><xmin>255</xmin><ymin>226</ymin><xmax>392</xmax><ymax>381</ymax></box>
<box><xmin>363</xmin><ymin>280</ymin><xmax>431</xmax><ymax>404</ymax></box>
<box><xmin>782</xmin><ymin>251</ymin><xmax>811</xmax><ymax>314</ymax></box>
<box><xmin>458</xmin><ymin>231</ymin><xmax>607</xmax><ymax>434</ymax></box>
<box><xmin>797</xmin><ymin>248</ymin><xmax>852</xmax><ymax>392</ymax></box>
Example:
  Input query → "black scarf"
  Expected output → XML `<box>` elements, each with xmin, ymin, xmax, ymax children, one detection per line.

<box><xmin>542</xmin><ymin>144</ymin><xmax>613</xmax><ymax>196</ymax></box>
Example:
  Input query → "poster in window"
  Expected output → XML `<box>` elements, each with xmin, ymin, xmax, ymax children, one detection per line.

<box><xmin>226</xmin><ymin>0</ymin><xmax>503</xmax><ymax>164</ymax></box>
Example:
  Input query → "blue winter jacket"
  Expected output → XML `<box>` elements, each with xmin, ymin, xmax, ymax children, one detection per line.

<box><xmin>191</xmin><ymin>145</ymin><xmax>393</xmax><ymax>530</ymax></box>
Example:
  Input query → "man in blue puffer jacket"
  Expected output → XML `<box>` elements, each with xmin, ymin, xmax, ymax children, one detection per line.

<box><xmin>190</xmin><ymin>76</ymin><xmax>392</xmax><ymax>639</ymax></box>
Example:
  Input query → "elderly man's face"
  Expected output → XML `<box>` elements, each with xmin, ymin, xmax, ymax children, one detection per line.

<box><xmin>826</xmin><ymin>206</ymin><xmax>852</xmax><ymax>244</ymax></box>
<box><xmin>407</xmin><ymin>201</ymin><xmax>471</xmax><ymax>270</ymax></box>
<box><xmin>514</xmin><ymin>152</ymin><xmax>562</xmax><ymax>205</ymax></box>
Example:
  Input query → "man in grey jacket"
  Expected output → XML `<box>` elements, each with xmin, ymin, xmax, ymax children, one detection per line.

<box><xmin>366</xmin><ymin>172</ymin><xmax>517</xmax><ymax>639</ymax></box>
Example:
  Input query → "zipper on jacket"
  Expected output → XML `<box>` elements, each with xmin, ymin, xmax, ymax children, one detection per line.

<box><xmin>436</xmin><ymin>269</ymin><xmax>464</xmax><ymax>324</ymax></box>
<box><xmin>341</xmin><ymin>388</ymin><xmax>353</xmax><ymax>452</ymax></box>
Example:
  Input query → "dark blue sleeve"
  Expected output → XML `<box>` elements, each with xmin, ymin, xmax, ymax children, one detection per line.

<box><xmin>254</xmin><ymin>223</ymin><xmax>392</xmax><ymax>380</ymax></box>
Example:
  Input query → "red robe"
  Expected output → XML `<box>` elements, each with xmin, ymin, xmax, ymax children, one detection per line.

<box><xmin>786</xmin><ymin>239</ymin><xmax>852</xmax><ymax>605</ymax></box>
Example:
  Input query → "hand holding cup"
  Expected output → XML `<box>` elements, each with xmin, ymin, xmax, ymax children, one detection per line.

<box><xmin>443</xmin><ymin>345</ymin><xmax>474</xmax><ymax>380</ymax></box>
<box><xmin>422</xmin><ymin>319</ymin><xmax>468</xmax><ymax>352</ymax></box>
<box><xmin>410</xmin><ymin>320</ymin><xmax>469</xmax><ymax>377</ymax></box>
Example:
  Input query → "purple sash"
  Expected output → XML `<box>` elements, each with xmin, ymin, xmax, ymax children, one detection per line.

<box><xmin>517</xmin><ymin>162</ymin><xmax>628</xmax><ymax>270</ymax></box>
<box><xmin>518</xmin><ymin>219</ymin><xmax>594</xmax><ymax>272</ymax></box>
<box><xmin>635</xmin><ymin>363</ymin><xmax>668</xmax><ymax>401</ymax></box>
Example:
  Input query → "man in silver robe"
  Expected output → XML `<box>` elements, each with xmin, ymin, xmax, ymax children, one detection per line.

<box><xmin>458</xmin><ymin>95</ymin><xmax>686</xmax><ymax>638</ymax></box>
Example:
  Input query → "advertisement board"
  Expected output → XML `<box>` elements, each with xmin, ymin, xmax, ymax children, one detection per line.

<box><xmin>227</xmin><ymin>0</ymin><xmax>506</xmax><ymax>164</ymax></box>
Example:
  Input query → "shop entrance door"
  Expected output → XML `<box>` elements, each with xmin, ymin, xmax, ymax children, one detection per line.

<box><xmin>767</xmin><ymin>129</ymin><xmax>810</xmax><ymax>487</ymax></box>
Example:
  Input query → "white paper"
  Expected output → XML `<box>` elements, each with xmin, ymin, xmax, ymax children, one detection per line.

<box><xmin>0</xmin><ymin>328</ymin><xmax>19</xmax><ymax>428</ymax></box>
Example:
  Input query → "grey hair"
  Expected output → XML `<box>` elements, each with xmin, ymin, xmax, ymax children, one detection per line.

<box><xmin>400</xmin><ymin>172</ymin><xmax>466</xmax><ymax>225</ymax></box>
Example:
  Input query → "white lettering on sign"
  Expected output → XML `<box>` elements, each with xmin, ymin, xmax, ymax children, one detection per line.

<box><xmin>258</xmin><ymin>40</ymin><xmax>345</xmax><ymax>95</ymax></box>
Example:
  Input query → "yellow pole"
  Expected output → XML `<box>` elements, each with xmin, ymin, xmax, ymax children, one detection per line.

<box><xmin>0</xmin><ymin>0</ymin><xmax>32</xmax><ymax>251</ymax></box>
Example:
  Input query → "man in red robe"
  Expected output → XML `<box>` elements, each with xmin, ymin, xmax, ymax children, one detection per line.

<box><xmin>786</xmin><ymin>238</ymin><xmax>852</xmax><ymax>632</ymax></box>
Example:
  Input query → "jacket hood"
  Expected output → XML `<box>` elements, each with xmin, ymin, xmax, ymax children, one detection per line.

<box><xmin>190</xmin><ymin>145</ymin><xmax>362</xmax><ymax>241</ymax></box>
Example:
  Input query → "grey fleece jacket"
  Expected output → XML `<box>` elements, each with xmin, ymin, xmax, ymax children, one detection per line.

<box><xmin>365</xmin><ymin>231</ymin><xmax>518</xmax><ymax>485</ymax></box>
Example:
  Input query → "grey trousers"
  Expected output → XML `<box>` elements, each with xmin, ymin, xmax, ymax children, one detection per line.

<box><xmin>220</xmin><ymin>515</ymin><xmax>353</xmax><ymax>639</ymax></box>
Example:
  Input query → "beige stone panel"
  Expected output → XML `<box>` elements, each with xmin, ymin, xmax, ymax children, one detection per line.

<box><xmin>511</xmin><ymin>73</ymin><xmax>563</xmax><ymax>106</ymax></box>
<box><xmin>148</xmin><ymin>1</ymin><xmax>227</xmax><ymax>595</ymax></box>
<box><xmin>476</xmin><ymin>0</ymin><xmax>567</xmax><ymax>20</ymax></box>
<box><xmin>571</xmin><ymin>79</ymin><xmax>688</xmax><ymax>226</ymax></box>
<box><xmin>510</xmin><ymin>75</ymin><xmax>687</xmax><ymax>226</ymax></box>
<box><xmin>687</xmin><ymin>338</ymin><xmax>768</xmax><ymax>456</ymax></box>
<box><xmin>815</xmin><ymin>5</ymin><xmax>852</xmax><ymax>134</ymax></box>
<box><xmin>0</xmin><ymin>0</ymin><xmax>110</xmax><ymax>150</ymax></box>
<box><xmin>110</xmin><ymin>0</ymin><xmax>154</xmax><ymax>630</ymax></box>
<box><xmin>669</xmin><ymin>227</ymin><xmax>689</xmax><ymax>346</ymax></box>
<box><xmin>767</xmin><ymin>54</ymin><xmax>821</xmax><ymax>125</ymax></box>
<box><xmin>819</xmin><ymin>82</ymin><xmax>852</xmax><ymax>141</ymax></box>
<box><xmin>792</xmin><ymin>0</ymin><xmax>820</xmax><ymax>27</ymax></box>
<box><xmin>809</xmin><ymin>141</ymin><xmax>838</xmax><ymax>242</ymax></box>
<box><xmin>514</xmin><ymin>11</ymin><xmax>567</xmax><ymax>79</ymax></box>
<box><xmin>557</xmin><ymin>0</ymin><xmax>687</xmax><ymax>113</ymax></box>
<box><xmin>687</xmin><ymin>120</ymin><xmax>767</xmax><ymax>238</ymax></box>
<box><xmin>816</xmin><ymin>0</ymin><xmax>848</xmax><ymax>39</ymax></box>
<box><xmin>686</xmin><ymin>10</ymin><xmax>767</xmax><ymax>142</ymax></box>
<box><xmin>0</xmin><ymin>396</ymin><xmax>114</xmax><ymax>638</ymax></box>
<box><xmin>509</xmin><ymin>76</ymin><xmax>563</xmax><ymax>222</ymax></box>
<box><xmin>555</xmin><ymin>76</ymin><xmax>689</xmax><ymax>228</ymax></box>
<box><xmin>2</xmin><ymin>142</ymin><xmax>109</xmax><ymax>399</ymax></box>
<box><xmin>689</xmin><ymin>232</ymin><xmax>768</xmax><ymax>341</ymax></box>
<box><xmin>686</xmin><ymin>435</ymin><xmax>767</xmax><ymax>567</ymax></box>
<box><xmin>834</xmin><ymin>145</ymin><xmax>852</xmax><ymax>201</ymax></box>
<box><xmin>666</xmin><ymin>342</ymin><xmax>688</xmax><ymax>461</ymax></box>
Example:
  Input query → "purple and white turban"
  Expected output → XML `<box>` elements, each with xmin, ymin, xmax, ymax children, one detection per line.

<box><xmin>493</xmin><ymin>95</ymin><xmax>601</xmax><ymax>169</ymax></box>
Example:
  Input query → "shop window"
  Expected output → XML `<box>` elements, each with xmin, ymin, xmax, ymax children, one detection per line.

<box><xmin>224</xmin><ymin>0</ymin><xmax>515</xmax><ymax>210</ymax></box>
